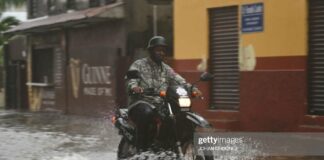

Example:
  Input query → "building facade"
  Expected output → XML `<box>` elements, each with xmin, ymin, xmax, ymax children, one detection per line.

<box><xmin>5</xmin><ymin>0</ymin><xmax>173</xmax><ymax>115</ymax></box>
<box><xmin>173</xmin><ymin>0</ymin><xmax>324</xmax><ymax>131</ymax></box>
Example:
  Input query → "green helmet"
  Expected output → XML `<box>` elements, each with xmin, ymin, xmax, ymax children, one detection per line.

<box><xmin>147</xmin><ymin>36</ymin><xmax>167</xmax><ymax>49</ymax></box>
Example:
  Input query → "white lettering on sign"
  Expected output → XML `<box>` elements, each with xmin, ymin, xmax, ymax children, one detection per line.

<box><xmin>79</xmin><ymin>63</ymin><xmax>113</xmax><ymax>97</ymax></box>
<box><xmin>81</xmin><ymin>64</ymin><xmax>111</xmax><ymax>85</ymax></box>
<box><xmin>83</xmin><ymin>87</ymin><xmax>97</xmax><ymax>96</ymax></box>
<box><xmin>83</xmin><ymin>87</ymin><xmax>112</xmax><ymax>96</ymax></box>
<box><xmin>243</xmin><ymin>4</ymin><xmax>263</xmax><ymax>14</ymax></box>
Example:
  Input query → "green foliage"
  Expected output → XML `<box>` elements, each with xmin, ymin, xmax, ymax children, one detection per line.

<box><xmin>0</xmin><ymin>0</ymin><xmax>25</xmax><ymax>12</ymax></box>
<box><xmin>0</xmin><ymin>0</ymin><xmax>25</xmax><ymax>65</ymax></box>
<box><xmin>0</xmin><ymin>16</ymin><xmax>20</xmax><ymax>45</ymax></box>
<box><xmin>0</xmin><ymin>46</ymin><xmax>3</xmax><ymax>65</ymax></box>
<box><xmin>0</xmin><ymin>16</ymin><xmax>20</xmax><ymax>46</ymax></box>
<box><xmin>0</xmin><ymin>16</ymin><xmax>20</xmax><ymax>66</ymax></box>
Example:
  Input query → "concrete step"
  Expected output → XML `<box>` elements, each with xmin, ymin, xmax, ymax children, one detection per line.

<box><xmin>298</xmin><ymin>115</ymin><xmax>324</xmax><ymax>131</ymax></box>
<box><xmin>208</xmin><ymin>118</ymin><xmax>240</xmax><ymax>131</ymax></box>
<box><xmin>202</xmin><ymin>109</ymin><xmax>240</xmax><ymax>120</ymax></box>
<box><xmin>298</xmin><ymin>125</ymin><xmax>324</xmax><ymax>132</ymax></box>
<box><xmin>301</xmin><ymin>115</ymin><xmax>324</xmax><ymax>126</ymax></box>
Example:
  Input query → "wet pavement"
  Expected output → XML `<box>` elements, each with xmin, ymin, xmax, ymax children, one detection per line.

<box><xmin>0</xmin><ymin>109</ymin><xmax>324</xmax><ymax>160</ymax></box>
<box><xmin>0</xmin><ymin>109</ymin><xmax>120</xmax><ymax>160</ymax></box>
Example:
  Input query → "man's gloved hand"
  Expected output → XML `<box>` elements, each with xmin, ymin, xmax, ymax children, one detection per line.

<box><xmin>131</xmin><ymin>86</ymin><xmax>144</xmax><ymax>94</ymax></box>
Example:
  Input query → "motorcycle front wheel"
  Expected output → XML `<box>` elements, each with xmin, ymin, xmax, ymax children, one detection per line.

<box><xmin>117</xmin><ymin>137</ymin><xmax>137</xmax><ymax>160</ymax></box>
<box><xmin>183</xmin><ymin>141</ymin><xmax>214</xmax><ymax>160</ymax></box>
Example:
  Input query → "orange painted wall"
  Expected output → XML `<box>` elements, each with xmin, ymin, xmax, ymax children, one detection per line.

<box><xmin>172</xmin><ymin>0</ymin><xmax>324</xmax><ymax>132</ymax></box>
<box><xmin>174</xmin><ymin>0</ymin><xmax>307</xmax><ymax>60</ymax></box>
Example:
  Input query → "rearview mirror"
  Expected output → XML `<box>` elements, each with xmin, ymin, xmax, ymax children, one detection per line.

<box><xmin>126</xmin><ymin>70</ymin><xmax>141</xmax><ymax>79</ymax></box>
<box><xmin>200</xmin><ymin>72</ymin><xmax>213</xmax><ymax>81</ymax></box>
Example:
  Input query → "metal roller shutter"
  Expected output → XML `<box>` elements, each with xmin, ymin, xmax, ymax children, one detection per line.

<box><xmin>209</xmin><ymin>6</ymin><xmax>240</xmax><ymax>110</ymax></box>
<box><xmin>309</xmin><ymin>0</ymin><xmax>324</xmax><ymax>114</ymax></box>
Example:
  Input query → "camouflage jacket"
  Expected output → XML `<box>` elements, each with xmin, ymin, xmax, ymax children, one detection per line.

<box><xmin>127</xmin><ymin>57</ymin><xmax>188</xmax><ymax>103</ymax></box>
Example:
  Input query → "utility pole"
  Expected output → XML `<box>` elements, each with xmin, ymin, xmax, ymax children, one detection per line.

<box><xmin>153</xmin><ymin>5</ymin><xmax>157</xmax><ymax>36</ymax></box>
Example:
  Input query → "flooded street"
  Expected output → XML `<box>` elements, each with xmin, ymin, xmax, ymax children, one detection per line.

<box><xmin>0</xmin><ymin>109</ymin><xmax>120</xmax><ymax>160</ymax></box>
<box><xmin>0</xmin><ymin>109</ymin><xmax>324</xmax><ymax>160</ymax></box>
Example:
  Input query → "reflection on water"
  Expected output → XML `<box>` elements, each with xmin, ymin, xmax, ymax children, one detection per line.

<box><xmin>0</xmin><ymin>109</ymin><xmax>323</xmax><ymax>160</ymax></box>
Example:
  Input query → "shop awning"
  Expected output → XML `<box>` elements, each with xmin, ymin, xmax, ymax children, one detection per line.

<box><xmin>6</xmin><ymin>2</ymin><xmax>124</xmax><ymax>34</ymax></box>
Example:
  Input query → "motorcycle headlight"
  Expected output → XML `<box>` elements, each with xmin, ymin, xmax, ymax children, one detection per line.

<box><xmin>178</xmin><ymin>97</ymin><xmax>191</xmax><ymax>107</ymax></box>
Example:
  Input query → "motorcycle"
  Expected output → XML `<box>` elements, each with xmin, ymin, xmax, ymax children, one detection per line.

<box><xmin>112</xmin><ymin>70</ymin><xmax>214</xmax><ymax>160</ymax></box>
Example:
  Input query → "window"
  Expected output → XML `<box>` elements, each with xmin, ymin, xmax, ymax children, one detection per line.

<box><xmin>28</xmin><ymin>0</ymin><xmax>48</xmax><ymax>18</ymax></box>
<box><xmin>32</xmin><ymin>48</ymin><xmax>54</xmax><ymax>84</ymax></box>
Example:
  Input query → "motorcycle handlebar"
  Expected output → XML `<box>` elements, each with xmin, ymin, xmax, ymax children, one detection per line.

<box><xmin>131</xmin><ymin>87</ymin><xmax>203</xmax><ymax>98</ymax></box>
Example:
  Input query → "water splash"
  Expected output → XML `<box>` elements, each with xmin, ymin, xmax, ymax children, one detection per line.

<box><xmin>0</xmin><ymin>110</ymin><xmax>119</xmax><ymax>160</ymax></box>
<box><xmin>49</xmin><ymin>153</ymin><xmax>89</xmax><ymax>160</ymax></box>
<box><xmin>120</xmin><ymin>150</ymin><xmax>177</xmax><ymax>160</ymax></box>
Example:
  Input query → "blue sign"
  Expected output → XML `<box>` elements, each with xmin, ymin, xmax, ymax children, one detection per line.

<box><xmin>242</xmin><ymin>3</ymin><xmax>263</xmax><ymax>33</ymax></box>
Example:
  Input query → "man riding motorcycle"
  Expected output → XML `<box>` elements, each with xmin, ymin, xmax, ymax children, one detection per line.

<box><xmin>126</xmin><ymin>36</ymin><xmax>201</xmax><ymax>151</ymax></box>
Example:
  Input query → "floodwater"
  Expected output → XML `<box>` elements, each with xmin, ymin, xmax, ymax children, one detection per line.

<box><xmin>0</xmin><ymin>109</ymin><xmax>323</xmax><ymax>160</ymax></box>
<box><xmin>0</xmin><ymin>109</ymin><xmax>120</xmax><ymax>160</ymax></box>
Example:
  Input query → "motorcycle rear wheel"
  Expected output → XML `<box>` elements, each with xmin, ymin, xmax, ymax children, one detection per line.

<box><xmin>183</xmin><ymin>141</ymin><xmax>214</xmax><ymax>160</ymax></box>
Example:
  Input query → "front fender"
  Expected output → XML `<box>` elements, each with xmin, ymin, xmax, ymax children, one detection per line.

<box><xmin>186</xmin><ymin>112</ymin><xmax>212</xmax><ymax>128</ymax></box>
